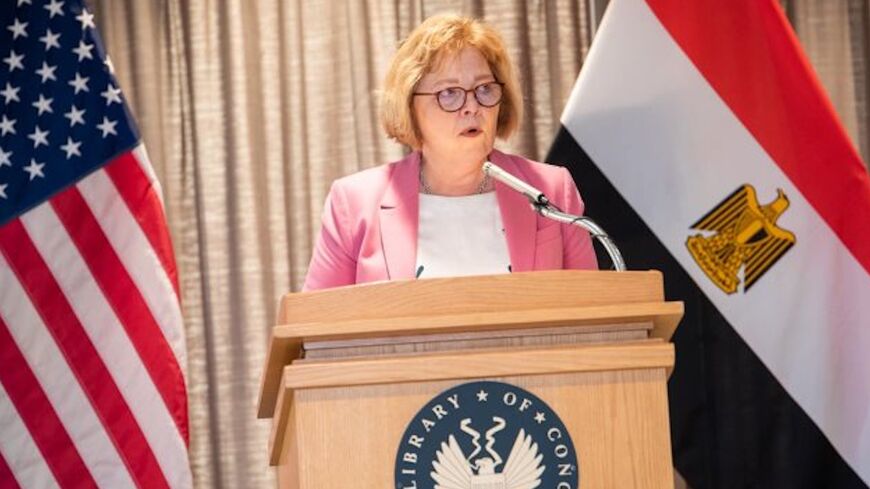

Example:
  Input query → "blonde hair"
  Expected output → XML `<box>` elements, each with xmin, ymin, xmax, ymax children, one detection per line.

<box><xmin>379</xmin><ymin>14</ymin><xmax>523</xmax><ymax>149</ymax></box>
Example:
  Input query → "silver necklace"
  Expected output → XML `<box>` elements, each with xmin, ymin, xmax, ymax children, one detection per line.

<box><xmin>419</xmin><ymin>166</ymin><xmax>491</xmax><ymax>195</ymax></box>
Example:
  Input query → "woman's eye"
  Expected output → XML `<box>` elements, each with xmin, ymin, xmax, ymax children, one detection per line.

<box><xmin>440</xmin><ymin>87</ymin><xmax>463</xmax><ymax>98</ymax></box>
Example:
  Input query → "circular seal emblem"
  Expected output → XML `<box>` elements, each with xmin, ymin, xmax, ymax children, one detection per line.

<box><xmin>395</xmin><ymin>380</ymin><xmax>579</xmax><ymax>489</ymax></box>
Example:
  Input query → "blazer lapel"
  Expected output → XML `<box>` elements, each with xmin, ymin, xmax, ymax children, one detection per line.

<box><xmin>379</xmin><ymin>152</ymin><xmax>420</xmax><ymax>280</ymax></box>
<box><xmin>491</xmin><ymin>150</ymin><xmax>537</xmax><ymax>272</ymax></box>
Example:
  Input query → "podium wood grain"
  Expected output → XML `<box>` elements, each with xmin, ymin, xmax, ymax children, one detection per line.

<box><xmin>260</xmin><ymin>271</ymin><xmax>682</xmax><ymax>489</ymax></box>
<box><xmin>277</xmin><ymin>369</ymin><xmax>673</xmax><ymax>488</ymax></box>
<box><xmin>259</xmin><ymin>271</ymin><xmax>682</xmax><ymax>418</ymax></box>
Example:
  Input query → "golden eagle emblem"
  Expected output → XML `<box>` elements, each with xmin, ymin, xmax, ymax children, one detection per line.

<box><xmin>686</xmin><ymin>184</ymin><xmax>796</xmax><ymax>294</ymax></box>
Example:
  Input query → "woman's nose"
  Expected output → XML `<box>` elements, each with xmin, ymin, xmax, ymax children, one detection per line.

<box><xmin>461</xmin><ymin>91</ymin><xmax>481</xmax><ymax>115</ymax></box>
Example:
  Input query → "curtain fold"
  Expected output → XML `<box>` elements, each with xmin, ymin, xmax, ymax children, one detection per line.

<box><xmin>785</xmin><ymin>0</ymin><xmax>869</xmax><ymax>164</ymax></box>
<box><xmin>89</xmin><ymin>0</ymin><xmax>869</xmax><ymax>486</ymax></box>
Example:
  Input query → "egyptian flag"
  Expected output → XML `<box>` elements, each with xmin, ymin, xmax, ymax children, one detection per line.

<box><xmin>546</xmin><ymin>0</ymin><xmax>870</xmax><ymax>487</ymax></box>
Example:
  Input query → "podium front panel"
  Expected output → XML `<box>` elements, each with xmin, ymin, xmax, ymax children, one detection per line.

<box><xmin>277</xmin><ymin>368</ymin><xmax>673</xmax><ymax>488</ymax></box>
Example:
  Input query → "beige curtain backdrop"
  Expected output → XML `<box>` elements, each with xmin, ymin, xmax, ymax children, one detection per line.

<box><xmin>88</xmin><ymin>0</ymin><xmax>869</xmax><ymax>487</ymax></box>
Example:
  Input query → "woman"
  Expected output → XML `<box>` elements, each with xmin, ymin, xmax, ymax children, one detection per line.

<box><xmin>303</xmin><ymin>14</ymin><xmax>597</xmax><ymax>291</ymax></box>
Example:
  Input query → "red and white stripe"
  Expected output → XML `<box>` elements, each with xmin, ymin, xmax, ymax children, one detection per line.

<box><xmin>0</xmin><ymin>147</ymin><xmax>191</xmax><ymax>488</ymax></box>
<box><xmin>563</xmin><ymin>0</ymin><xmax>870</xmax><ymax>483</ymax></box>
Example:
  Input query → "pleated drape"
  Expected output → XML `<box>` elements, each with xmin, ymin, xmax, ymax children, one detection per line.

<box><xmin>89</xmin><ymin>0</ymin><xmax>869</xmax><ymax>486</ymax></box>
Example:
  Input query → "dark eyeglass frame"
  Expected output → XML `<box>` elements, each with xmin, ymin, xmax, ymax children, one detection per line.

<box><xmin>413</xmin><ymin>81</ymin><xmax>505</xmax><ymax>112</ymax></box>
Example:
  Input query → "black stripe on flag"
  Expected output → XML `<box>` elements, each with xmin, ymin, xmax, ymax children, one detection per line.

<box><xmin>547</xmin><ymin>126</ymin><xmax>867</xmax><ymax>489</ymax></box>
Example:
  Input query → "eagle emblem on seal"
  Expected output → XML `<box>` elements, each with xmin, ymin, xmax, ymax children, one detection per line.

<box><xmin>431</xmin><ymin>417</ymin><xmax>544</xmax><ymax>489</ymax></box>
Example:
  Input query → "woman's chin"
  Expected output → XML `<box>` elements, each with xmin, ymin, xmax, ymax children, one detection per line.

<box><xmin>425</xmin><ymin>137</ymin><xmax>493</xmax><ymax>162</ymax></box>
<box><xmin>454</xmin><ymin>137</ymin><xmax>494</xmax><ymax>158</ymax></box>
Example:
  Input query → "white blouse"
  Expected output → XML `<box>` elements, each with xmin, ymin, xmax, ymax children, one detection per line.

<box><xmin>415</xmin><ymin>191</ymin><xmax>512</xmax><ymax>279</ymax></box>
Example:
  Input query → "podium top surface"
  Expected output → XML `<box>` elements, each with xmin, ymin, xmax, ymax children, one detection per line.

<box><xmin>258</xmin><ymin>270</ymin><xmax>683</xmax><ymax>417</ymax></box>
<box><xmin>280</xmin><ymin>270</ymin><xmax>666</xmax><ymax>323</ymax></box>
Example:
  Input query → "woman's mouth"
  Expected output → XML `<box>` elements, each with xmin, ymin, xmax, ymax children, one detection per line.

<box><xmin>460</xmin><ymin>127</ymin><xmax>482</xmax><ymax>137</ymax></box>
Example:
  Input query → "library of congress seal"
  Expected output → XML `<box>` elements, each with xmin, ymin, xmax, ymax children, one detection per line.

<box><xmin>395</xmin><ymin>381</ymin><xmax>579</xmax><ymax>489</ymax></box>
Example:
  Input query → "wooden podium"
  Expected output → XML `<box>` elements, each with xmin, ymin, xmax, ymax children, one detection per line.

<box><xmin>258</xmin><ymin>270</ymin><xmax>682</xmax><ymax>488</ymax></box>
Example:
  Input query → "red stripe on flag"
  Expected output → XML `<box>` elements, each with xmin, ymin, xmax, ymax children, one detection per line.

<box><xmin>0</xmin><ymin>452</ymin><xmax>19</xmax><ymax>489</ymax></box>
<box><xmin>644</xmin><ymin>0</ymin><xmax>870</xmax><ymax>273</ymax></box>
<box><xmin>0</xmin><ymin>307</ymin><xmax>96</xmax><ymax>488</ymax></box>
<box><xmin>103</xmin><ymin>152</ymin><xmax>181</xmax><ymax>299</ymax></box>
<box><xmin>0</xmin><ymin>451</ymin><xmax>21</xmax><ymax>489</ymax></box>
<box><xmin>0</xmin><ymin>220</ymin><xmax>170</xmax><ymax>489</ymax></box>
<box><xmin>50</xmin><ymin>187</ymin><xmax>189</xmax><ymax>445</ymax></box>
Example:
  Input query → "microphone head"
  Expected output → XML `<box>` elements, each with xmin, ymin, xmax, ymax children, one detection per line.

<box><xmin>482</xmin><ymin>161</ymin><xmax>494</xmax><ymax>175</ymax></box>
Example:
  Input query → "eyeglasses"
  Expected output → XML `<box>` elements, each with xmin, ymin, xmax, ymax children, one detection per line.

<box><xmin>413</xmin><ymin>81</ymin><xmax>504</xmax><ymax>112</ymax></box>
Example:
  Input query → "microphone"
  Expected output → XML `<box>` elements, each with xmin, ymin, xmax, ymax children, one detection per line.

<box><xmin>482</xmin><ymin>161</ymin><xmax>627</xmax><ymax>271</ymax></box>
<box><xmin>482</xmin><ymin>161</ymin><xmax>549</xmax><ymax>205</ymax></box>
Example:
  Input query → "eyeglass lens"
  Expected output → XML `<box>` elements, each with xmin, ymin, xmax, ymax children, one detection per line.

<box><xmin>437</xmin><ymin>83</ymin><xmax>502</xmax><ymax>112</ymax></box>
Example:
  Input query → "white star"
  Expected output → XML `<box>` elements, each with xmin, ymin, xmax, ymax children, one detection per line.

<box><xmin>3</xmin><ymin>51</ymin><xmax>24</xmax><ymax>72</ymax></box>
<box><xmin>97</xmin><ymin>117</ymin><xmax>117</xmax><ymax>137</ymax></box>
<box><xmin>32</xmin><ymin>94</ymin><xmax>53</xmax><ymax>115</ymax></box>
<box><xmin>476</xmin><ymin>390</ymin><xmax>489</xmax><ymax>402</ymax></box>
<box><xmin>23</xmin><ymin>159</ymin><xmax>45</xmax><ymax>181</ymax></box>
<box><xmin>72</xmin><ymin>40</ymin><xmax>94</xmax><ymax>61</ymax></box>
<box><xmin>68</xmin><ymin>73</ymin><xmax>89</xmax><ymax>94</ymax></box>
<box><xmin>104</xmin><ymin>56</ymin><xmax>115</xmax><ymax>75</ymax></box>
<box><xmin>0</xmin><ymin>116</ymin><xmax>16</xmax><ymax>136</ymax></box>
<box><xmin>77</xmin><ymin>8</ymin><xmax>95</xmax><ymax>29</ymax></box>
<box><xmin>17</xmin><ymin>0</ymin><xmax>32</xmax><ymax>6</ymax></box>
<box><xmin>101</xmin><ymin>85</ymin><xmax>122</xmax><ymax>106</ymax></box>
<box><xmin>7</xmin><ymin>19</ymin><xmax>28</xmax><ymax>39</ymax></box>
<box><xmin>64</xmin><ymin>105</ymin><xmax>85</xmax><ymax>126</ymax></box>
<box><xmin>0</xmin><ymin>83</ymin><xmax>20</xmax><ymax>104</ymax></box>
<box><xmin>0</xmin><ymin>183</ymin><xmax>7</xmax><ymax>200</ymax></box>
<box><xmin>534</xmin><ymin>412</ymin><xmax>546</xmax><ymax>424</ymax></box>
<box><xmin>27</xmin><ymin>126</ymin><xmax>49</xmax><ymax>148</ymax></box>
<box><xmin>35</xmin><ymin>62</ymin><xmax>57</xmax><ymax>83</ymax></box>
<box><xmin>60</xmin><ymin>137</ymin><xmax>81</xmax><ymax>159</ymax></box>
<box><xmin>0</xmin><ymin>147</ymin><xmax>11</xmax><ymax>168</ymax></box>
<box><xmin>39</xmin><ymin>29</ymin><xmax>61</xmax><ymax>51</ymax></box>
<box><xmin>44</xmin><ymin>0</ymin><xmax>65</xmax><ymax>18</ymax></box>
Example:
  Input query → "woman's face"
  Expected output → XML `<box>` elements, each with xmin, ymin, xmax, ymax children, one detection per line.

<box><xmin>413</xmin><ymin>47</ymin><xmax>500</xmax><ymax>165</ymax></box>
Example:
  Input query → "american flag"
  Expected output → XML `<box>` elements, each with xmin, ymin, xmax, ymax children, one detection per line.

<box><xmin>0</xmin><ymin>0</ymin><xmax>191</xmax><ymax>487</ymax></box>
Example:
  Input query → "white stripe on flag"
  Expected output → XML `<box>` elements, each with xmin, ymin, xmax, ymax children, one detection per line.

<box><xmin>133</xmin><ymin>145</ymin><xmax>166</xmax><ymax>205</ymax></box>
<box><xmin>562</xmin><ymin>0</ymin><xmax>870</xmax><ymax>482</ymax></box>
<box><xmin>0</xmin><ymin>252</ymin><xmax>137</xmax><ymax>489</ymax></box>
<box><xmin>76</xmin><ymin>169</ymin><xmax>187</xmax><ymax>371</ymax></box>
<box><xmin>0</xmin><ymin>382</ymin><xmax>60</xmax><ymax>489</ymax></box>
<box><xmin>20</xmin><ymin>204</ymin><xmax>192</xmax><ymax>489</ymax></box>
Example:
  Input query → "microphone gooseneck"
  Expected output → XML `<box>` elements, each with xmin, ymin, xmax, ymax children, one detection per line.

<box><xmin>482</xmin><ymin>161</ymin><xmax>627</xmax><ymax>272</ymax></box>
<box><xmin>482</xmin><ymin>162</ymin><xmax>549</xmax><ymax>206</ymax></box>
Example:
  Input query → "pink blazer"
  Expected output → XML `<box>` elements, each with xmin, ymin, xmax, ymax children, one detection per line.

<box><xmin>303</xmin><ymin>149</ymin><xmax>598</xmax><ymax>291</ymax></box>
